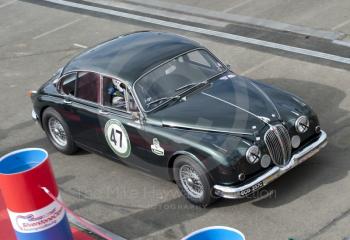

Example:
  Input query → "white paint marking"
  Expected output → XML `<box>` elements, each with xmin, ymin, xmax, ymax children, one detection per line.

<box><xmin>332</xmin><ymin>40</ymin><xmax>350</xmax><ymax>48</ymax></box>
<box><xmin>44</xmin><ymin>0</ymin><xmax>350</xmax><ymax>65</ymax></box>
<box><xmin>0</xmin><ymin>0</ymin><xmax>16</xmax><ymax>8</ymax></box>
<box><xmin>332</xmin><ymin>19</ymin><xmax>350</xmax><ymax>31</ymax></box>
<box><xmin>241</xmin><ymin>56</ymin><xmax>278</xmax><ymax>75</ymax></box>
<box><xmin>96</xmin><ymin>0</ymin><xmax>228</xmax><ymax>27</ymax></box>
<box><xmin>33</xmin><ymin>18</ymin><xmax>81</xmax><ymax>40</ymax></box>
<box><xmin>223</xmin><ymin>0</ymin><xmax>252</xmax><ymax>13</ymax></box>
<box><xmin>122</xmin><ymin>0</ymin><xmax>344</xmax><ymax>40</ymax></box>
<box><xmin>73</xmin><ymin>43</ymin><xmax>88</xmax><ymax>49</ymax></box>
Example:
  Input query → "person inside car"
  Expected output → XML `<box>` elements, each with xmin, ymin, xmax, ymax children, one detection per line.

<box><xmin>107</xmin><ymin>79</ymin><xmax>126</xmax><ymax>109</ymax></box>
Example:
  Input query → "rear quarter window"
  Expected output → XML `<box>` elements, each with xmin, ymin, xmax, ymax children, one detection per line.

<box><xmin>60</xmin><ymin>73</ymin><xmax>77</xmax><ymax>96</ymax></box>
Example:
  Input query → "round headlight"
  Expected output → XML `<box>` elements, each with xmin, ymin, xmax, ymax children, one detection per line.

<box><xmin>295</xmin><ymin>116</ymin><xmax>309</xmax><ymax>133</ymax></box>
<box><xmin>246</xmin><ymin>145</ymin><xmax>261</xmax><ymax>164</ymax></box>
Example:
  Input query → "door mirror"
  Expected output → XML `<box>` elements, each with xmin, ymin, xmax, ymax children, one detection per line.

<box><xmin>131</xmin><ymin>111</ymin><xmax>140</xmax><ymax>121</ymax></box>
<box><xmin>129</xmin><ymin>101</ymin><xmax>139</xmax><ymax>112</ymax></box>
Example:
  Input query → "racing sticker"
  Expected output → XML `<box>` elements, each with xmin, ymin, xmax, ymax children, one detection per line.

<box><xmin>104</xmin><ymin>119</ymin><xmax>131</xmax><ymax>158</ymax></box>
<box><xmin>151</xmin><ymin>138</ymin><xmax>164</xmax><ymax>156</ymax></box>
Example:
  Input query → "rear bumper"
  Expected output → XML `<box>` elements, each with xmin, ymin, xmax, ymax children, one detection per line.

<box><xmin>214</xmin><ymin>130</ymin><xmax>328</xmax><ymax>199</ymax></box>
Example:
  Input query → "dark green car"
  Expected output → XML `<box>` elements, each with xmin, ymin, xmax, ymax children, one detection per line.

<box><xmin>31</xmin><ymin>31</ymin><xmax>327</xmax><ymax>207</ymax></box>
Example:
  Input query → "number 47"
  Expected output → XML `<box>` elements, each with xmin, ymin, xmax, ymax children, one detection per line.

<box><xmin>110</xmin><ymin>128</ymin><xmax>122</xmax><ymax>148</ymax></box>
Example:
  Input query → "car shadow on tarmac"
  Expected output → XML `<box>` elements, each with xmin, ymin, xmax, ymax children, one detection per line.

<box><xmin>100</xmin><ymin>196</ymin><xmax>210</xmax><ymax>239</ymax></box>
<box><xmin>216</xmin><ymin>78</ymin><xmax>350</xmax><ymax>208</ymax></box>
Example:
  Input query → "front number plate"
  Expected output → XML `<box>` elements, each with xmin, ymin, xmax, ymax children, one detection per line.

<box><xmin>240</xmin><ymin>181</ymin><xmax>264</xmax><ymax>197</ymax></box>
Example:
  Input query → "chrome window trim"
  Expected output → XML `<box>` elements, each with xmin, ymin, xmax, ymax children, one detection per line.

<box><xmin>57</xmin><ymin>69</ymin><xmax>144</xmax><ymax>119</ymax></box>
<box><xmin>57</xmin><ymin>48</ymin><xmax>228</xmax><ymax>118</ymax></box>
<box><xmin>57</xmin><ymin>71</ymin><xmax>78</xmax><ymax>97</ymax></box>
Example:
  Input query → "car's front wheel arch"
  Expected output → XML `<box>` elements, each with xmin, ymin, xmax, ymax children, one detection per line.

<box><xmin>172</xmin><ymin>154</ymin><xmax>218</xmax><ymax>207</ymax></box>
<box><xmin>39</xmin><ymin>105</ymin><xmax>50</xmax><ymax>128</ymax></box>
<box><xmin>168</xmin><ymin>151</ymin><xmax>213</xmax><ymax>181</ymax></box>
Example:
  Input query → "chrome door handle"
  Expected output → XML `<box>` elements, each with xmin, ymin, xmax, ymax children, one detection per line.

<box><xmin>99</xmin><ymin>109</ymin><xmax>109</xmax><ymax>115</ymax></box>
<box><xmin>63</xmin><ymin>99</ymin><xmax>72</xmax><ymax>104</ymax></box>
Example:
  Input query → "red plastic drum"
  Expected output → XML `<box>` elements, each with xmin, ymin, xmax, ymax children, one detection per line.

<box><xmin>0</xmin><ymin>148</ymin><xmax>73</xmax><ymax>240</ymax></box>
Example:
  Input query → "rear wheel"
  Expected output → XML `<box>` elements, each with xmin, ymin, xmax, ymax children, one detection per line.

<box><xmin>173</xmin><ymin>155</ymin><xmax>217</xmax><ymax>207</ymax></box>
<box><xmin>42</xmin><ymin>107</ymin><xmax>78</xmax><ymax>155</ymax></box>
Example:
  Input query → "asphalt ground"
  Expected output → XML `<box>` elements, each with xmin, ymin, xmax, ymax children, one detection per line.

<box><xmin>144</xmin><ymin>0</ymin><xmax>350</xmax><ymax>36</ymax></box>
<box><xmin>0</xmin><ymin>0</ymin><xmax>350</xmax><ymax>239</ymax></box>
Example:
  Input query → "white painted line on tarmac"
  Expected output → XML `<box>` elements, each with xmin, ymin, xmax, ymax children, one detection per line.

<box><xmin>44</xmin><ymin>0</ymin><xmax>350</xmax><ymax>65</ymax></box>
<box><xmin>73</xmin><ymin>43</ymin><xmax>88</xmax><ymax>48</ymax></box>
<box><xmin>333</xmin><ymin>40</ymin><xmax>350</xmax><ymax>48</ymax></box>
<box><xmin>0</xmin><ymin>0</ymin><xmax>17</xmax><ymax>8</ymax></box>
<box><xmin>223</xmin><ymin>0</ymin><xmax>252</xmax><ymax>13</ymax></box>
<box><xmin>95</xmin><ymin>0</ymin><xmax>228</xmax><ymax>27</ymax></box>
<box><xmin>33</xmin><ymin>18</ymin><xmax>82</xmax><ymax>40</ymax></box>
<box><xmin>118</xmin><ymin>0</ymin><xmax>344</xmax><ymax>40</ymax></box>
<box><xmin>332</xmin><ymin>19</ymin><xmax>350</xmax><ymax>31</ymax></box>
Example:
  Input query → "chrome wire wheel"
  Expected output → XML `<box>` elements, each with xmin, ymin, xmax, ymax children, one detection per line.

<box><xmin>179</xmin><ymin>164</ymin><xmax>204</xmax><ymax>199</ymax></box>
<box><xmin>48</xmin><ymin>117</ymin><xmax>67</xmax><ymax>147</ymax></box>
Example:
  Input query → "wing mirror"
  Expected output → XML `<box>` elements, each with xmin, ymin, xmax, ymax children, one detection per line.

<box><xmin>131</xmin><ymin>111</ymin><xmax>141</xmax><ymax>121</ymax></box>
<box><xmin>129</xmin><ymin>102</ymin><xmax>141</xmax><ymax>121</ymax></box>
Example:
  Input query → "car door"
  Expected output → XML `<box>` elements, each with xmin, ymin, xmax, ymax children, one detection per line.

<box><xmin>94</xmin><ymin>76</ymin><xmax>159</xmax><ymax>171</ymax></box>
<box><xmin>59</xmin><ymin>71</ymin><xmax>102</xmax><ymax>150</ymax></box>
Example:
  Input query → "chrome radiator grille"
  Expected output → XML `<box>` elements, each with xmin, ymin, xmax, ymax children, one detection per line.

<box><xmin>264</xmin><ymin>125</ymin><xmax>292</xmax><ymax>166</ymax></box>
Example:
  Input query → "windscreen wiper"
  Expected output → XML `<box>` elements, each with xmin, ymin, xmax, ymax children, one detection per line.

<box><xmin>146</xmin><ymin>95</ymin><xmax>181</xmax><ymax>108</ymax></box>
<box><xmin>175</xmin><ymin>81</ymin><xmax>208</xmax><ymax>93</ymax></box>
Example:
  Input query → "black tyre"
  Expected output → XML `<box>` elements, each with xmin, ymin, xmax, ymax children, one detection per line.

<box><xmin>173</xmin><ymin>155</ymin><xmax>217</xmax><ymax>207</ymax></box>
<box><xmin>42</xmin><ymin>107</ymin><xmax>78</xmax><ymax>155</ymax></box>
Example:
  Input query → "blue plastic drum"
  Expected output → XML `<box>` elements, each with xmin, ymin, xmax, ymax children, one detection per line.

<box><xmin>183</xmin><ymin>226</ymin><xmax>245</xmax><ymax>240</ymax></box>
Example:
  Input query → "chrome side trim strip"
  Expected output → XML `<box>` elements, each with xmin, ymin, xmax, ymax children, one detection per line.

<box><xmin>162</xmin><ymin>121</ymin><xmax>254</xmax><ymax>136</ymax></box>
<box><xmin>214</xmin><ymin>130</ymin><xmax>327</xmax><ymax>199</ymax></box>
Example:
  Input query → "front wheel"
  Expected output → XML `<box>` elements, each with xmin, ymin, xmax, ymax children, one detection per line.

<box><xmin>42</xmin><ymin>107</ymin><xmax>78</xmax><ymax>155</ymax></box>
<box><xmin>173</xmin><ymin>155</ymin><xmax>217</xmax><ymax>207</ymax></box>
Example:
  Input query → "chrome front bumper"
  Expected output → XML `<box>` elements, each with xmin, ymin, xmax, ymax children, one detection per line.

<box><xmin>214</xmin><ymin>130</ymin><xmax>328</xmax><ymax>199</ymax></box>
<box><xmin>32</xmin><ymin>109</ymin><xmax>38</xmax><ymax>121</ymax></box>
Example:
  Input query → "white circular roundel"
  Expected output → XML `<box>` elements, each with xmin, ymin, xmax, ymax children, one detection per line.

<box><xmin>104</xmin><ymin>119</ymin><xmax>131</xmax><ymax>158</ymax></box>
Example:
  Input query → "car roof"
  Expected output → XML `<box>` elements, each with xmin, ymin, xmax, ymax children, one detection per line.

<box><xmin>62</xmin><ymin>31</ymin><xmax>201</xmax><ymax>84</ymax></box>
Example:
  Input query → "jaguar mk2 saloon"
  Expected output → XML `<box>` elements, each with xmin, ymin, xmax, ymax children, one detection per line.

<box><xmin>30</xmin><ymin>31</ymin><xmax>327</xmax><ymax>207</ymax></box>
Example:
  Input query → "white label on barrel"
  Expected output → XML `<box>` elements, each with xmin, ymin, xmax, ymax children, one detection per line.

<box><xmin>7</xmin><ymin>195</ymin><xmax>65</xmax><ymax>233</ymax></box>
<box><xmin>104</xmin><ymin>119</ymin><xmax>131</xmax><ymax>158</ymax></box>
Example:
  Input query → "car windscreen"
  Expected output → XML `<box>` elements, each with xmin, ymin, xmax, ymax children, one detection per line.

<box><xmin>134</xmin><ymin>49</ymin><xmax>226</xmax><ymax>112</ymax></box>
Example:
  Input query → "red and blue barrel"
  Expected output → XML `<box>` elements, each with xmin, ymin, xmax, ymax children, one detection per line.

<box><xmin>0</xmin><ymin>148</ymin><xmax>73</xmax><ymax>240</ymax></box>
<box><xmin>183</xmin><ymin>226</ymin><xmax>245</xmax><ymax>240</ymax></box>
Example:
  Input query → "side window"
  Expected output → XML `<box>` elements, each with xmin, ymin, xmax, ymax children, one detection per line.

<box><xmin>60</xmin><ymin>73</ymin><xmax>77</xmax><ymax>96</ymax></box>
<box><xmin>76</xmin><ymin>72</ymin><xmax>101</xmax><ymax>103</ymax></box>
<box><xmin>102</xmin><ymin>77</ymin><xmax>127</xmax><ymax>111</ymax></box>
